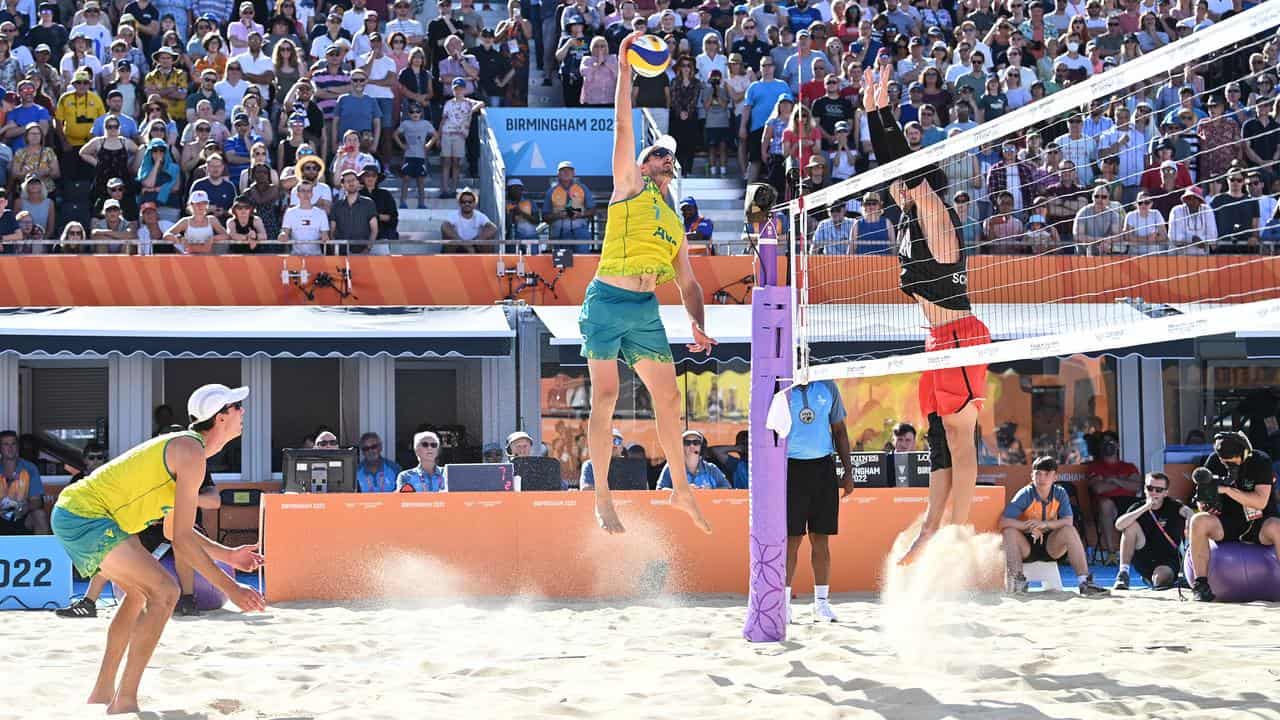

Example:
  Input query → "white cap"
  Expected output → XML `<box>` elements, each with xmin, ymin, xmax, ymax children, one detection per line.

<box><xmin>506</xmin><ymin>430</ymin><xmax>533</xmax><ymax>449</ymax></box>
<box><xmin>189</xmin><ymin>189</ymin><xmax>209</xmax><ymax>204</ymax></box>
<box><xmin>638</xmin><ymin>134</ymin><xmax>678</xmax><ymax>163</ymax></box>
<box><xmin>188</xmin><ymin>383</ymin><xmax>249</xmax><ymax>424</ymax></box>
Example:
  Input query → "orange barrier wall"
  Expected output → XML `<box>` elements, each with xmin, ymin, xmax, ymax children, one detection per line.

<box><xmin>260</xmin><ymin>487</ymin><xmax>1005</xmax><ymax>602</ymax></box>
<box><xmin>0</xmin><ymin>256</ymin><xmax>1270</xmax><ymax>307</ymax></box>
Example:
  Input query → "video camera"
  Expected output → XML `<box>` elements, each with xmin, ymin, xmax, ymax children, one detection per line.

<box><xmin>1191</xmin><ymin>467</ymin><xmax>1225</xmax><ymax>514</ymax></box>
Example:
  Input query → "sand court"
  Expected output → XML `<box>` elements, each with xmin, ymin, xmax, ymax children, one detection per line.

<box><xmin>8</xmin><ymin>588</ymin><xmax>1280</xmax><ymax>720</ymax></box>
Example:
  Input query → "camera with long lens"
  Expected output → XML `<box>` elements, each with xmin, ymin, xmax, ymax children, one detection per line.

<box><xmin>1191</xmin><ymin>467</ymin><xmax>1223</xmax><ymax>514</ymax></box>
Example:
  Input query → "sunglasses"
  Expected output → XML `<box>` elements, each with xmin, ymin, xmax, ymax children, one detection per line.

<box><xmin>222</xmin><ymin>401</ymin><xmax>244</xmax><ymax>412</ymax></box>
<box><xmin>1145</xmin><ymin>485</ymin><xmax>1167</xmax><ymax>492</ymax></box>
<box><xmin>418</xmin><ymin>441</ymin><xmax>440</xmax><ymax>448</ymax></box>
<box><xmin>648</xmin><ymin>147</ymin><xmax>674</xmax><ymax>159</ymax></box>
<box><xmin>683</xmin><ymin>438</ymin><xmax>702</xmax><ymax>446</ymax></box>
<box><xmin>85</xmin><ymin>454</ymin><xmax>106</xmax><ymax>461</ymax></box>
<box><xmin>106</xmin><ymin>123</ymin><xmax>120</xmax><ymax>129</ymax></box>
<box><xmin>362</xmin><ymin>444</ymin><xmax>381</xmax><ymax>451</ymax></box>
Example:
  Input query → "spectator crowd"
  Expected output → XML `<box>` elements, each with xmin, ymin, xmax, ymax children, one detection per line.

<box><xmin>0</xmin><ymin>0</ymin><xmax>1271</xmax><ymax>253</ymax></box>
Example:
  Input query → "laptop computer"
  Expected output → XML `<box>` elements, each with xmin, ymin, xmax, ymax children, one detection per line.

<box><xmin>606</xmin><ymin>458</ymin><xmax>650</xmax><ymax>491</ymax></box>
<box><xmin>513</xmin><ymin>457</ymin><xmax>565</xmax><ymax>491</ymax></box>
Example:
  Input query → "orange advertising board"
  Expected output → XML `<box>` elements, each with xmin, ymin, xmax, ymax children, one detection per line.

<box><xmin>0</xmin><ymin>255</ymin><xmax>1270</xmax><ymax>307</ymax></box>
<box><xmin>260</xmin><ymin>487</ymin><xmax>1005</xmax><ymax>602</ymax></box>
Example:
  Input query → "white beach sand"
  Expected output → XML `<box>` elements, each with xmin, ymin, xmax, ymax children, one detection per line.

<box><xmin>8</xmin><ymin>584</ymin><xmax>1280</xmax><ymax>720</ymax></box>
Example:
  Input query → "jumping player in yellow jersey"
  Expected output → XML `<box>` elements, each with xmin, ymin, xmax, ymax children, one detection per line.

<box><xmin>51</xmin><ymin>384</ymin><xmax>266</xmax><ymax>714</ymax></box>
<box><xmin>581</xmin><ymin>31</ymin><xmax>715</xmax><ymax>535</ymax></box>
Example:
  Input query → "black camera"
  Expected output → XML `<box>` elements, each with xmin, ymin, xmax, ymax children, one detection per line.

<box><xmin>1192</xmin><ymin>467</ymin><xmax>1223</xmax><ymax>514</ymax></box>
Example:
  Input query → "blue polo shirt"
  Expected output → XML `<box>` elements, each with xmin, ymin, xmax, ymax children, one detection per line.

<box><xmin>657</xmin><ymin>459</ymin><xmax>729</xmax><ymax>489</ymax></box>
<box><xmin>784</xmin><ymin>2</ymin><xmax>822</xmax><ymax>32</ymax></box>
<box><xmin>744</xmin><ymin>78</ymin><xmax>790</xmax><ymax>131</ymax></box>
<box><xmin>1003</xmin><ymin>483</ymin><xmax>1073</xmax><ymax>522</ymax></box>
<box><xmin>356</xmin><ymin>458</ymin><xmax>402</xmax><ymax>493</ymax></box>
<box><xmin>786</xmin><ymin>380</ymin><xmax>846</xmax><ymax>460</ymax></box>
<box><xmin>396</xmin><ymin>465</ymin><xmax>446</xmax><ymax>492</ymax></box>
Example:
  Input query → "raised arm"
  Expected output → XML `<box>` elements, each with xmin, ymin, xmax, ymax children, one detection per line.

<box><xmin>673</xmin><ymin>240</ymin><xmax>716</xmax><ymax>355</ymax></box>
<box><xmin>612</xmin><ymin>31</ymin><xmax>644</xmax><ymax>193</ymax></box>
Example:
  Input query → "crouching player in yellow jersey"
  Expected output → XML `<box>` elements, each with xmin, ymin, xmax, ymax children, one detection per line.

<box><xmin>52</xmin><ymin>384</ymin><xmax>266</xmax><ymax>714</ymax></box>
<box><xmin>582</xmin><ymin>31</ymin><xmax>716</xmax><ymax>535</ymax></box>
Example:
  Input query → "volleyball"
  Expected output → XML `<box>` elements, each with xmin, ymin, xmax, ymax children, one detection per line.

<box><xmin>627</xmin><ymin>35</ymin><xmax>671</xmax><ymax>78</ymax></box>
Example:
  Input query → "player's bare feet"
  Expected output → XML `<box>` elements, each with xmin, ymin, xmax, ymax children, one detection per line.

<box><xmin>106</xmin><ymin>694</ymin><xmax>140</xmax><ymax>715</ymax></box>
<box><xmin>898</xmin><ymin>526</ymin><xmax>936</xmax><ymax>566</ymax></box>
<box><xmin>670</xmin><ymin>488</ymin><xmax>712</xmax><ymax>534</ymax></box>
<box><xmin>595</xmin><ymin>494</ymin><xmax>626</xmax><ymax>534</ymax></box>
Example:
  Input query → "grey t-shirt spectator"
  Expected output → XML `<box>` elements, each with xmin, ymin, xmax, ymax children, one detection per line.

<box><xmin>400</xmin><ymin>118</ymin><xmax>436</xmax><ymax>159</ymax></box>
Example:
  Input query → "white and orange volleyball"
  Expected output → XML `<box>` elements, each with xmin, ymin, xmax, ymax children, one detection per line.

<box><xmin>627</xmin><ymin>35</ymin><xmax>671</xmax><ymax>78</ymax></box>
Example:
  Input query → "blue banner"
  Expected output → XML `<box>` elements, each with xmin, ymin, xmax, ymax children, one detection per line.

<box><xmin>487</xmin><ymin>109</ymin><xmax>643</xmax><ymax>176</ymax></box>
<box><xmin>0</xmin><ymin>535</ymin><xmax>73</xmax><ymax>610</ymax></box>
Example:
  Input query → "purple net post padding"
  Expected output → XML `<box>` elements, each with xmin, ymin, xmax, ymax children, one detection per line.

<box><xmin>743</xmin><ymin>283</ymin><xmax>791</xmax><ymax>643</ymax></box>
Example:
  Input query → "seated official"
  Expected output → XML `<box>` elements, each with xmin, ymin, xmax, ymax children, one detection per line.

<box><xmin>396</xmin><ymin>430</ymin><xmax>446</xmax><ymax>492</ymax></box>
<box><xmin>506</xmin><ymin>430</ymin><xmax>535</xmax><ymax>459</ymax></box>
<box><xmin>882</xmin><ymin>422</ymin><xmax>917</xmax><ymax>486</ymax></box>
<box><xmin>1000</xmin><ymin>456</ymin><xmax>1110</xmax><ymax>596</ymax></box>
<box><xmin>356</xmin><ymin>432</ymin><xmax>401</xmax><ymax>492</ymax></box>
<box><xmin>710</xmin><ymin>430</ymin><xmax>750</xmax><ymax>490</ymax></box>
<box><xmin>481</xmin><ymin>442</ymin><xmax>504</xmax><ymax>464</ymax></box>
<box><xmin>0</xmin><ymin>430</ymin><xmax>49</xmax><ymax>535</ymax></box>
<box><xmin>1113</xmin><ymin>472</ymin><xmax>1193</xmax><ymax>590</ymax></box>
<box><xmin>658</xmin><ymin>430</ymin><xmax>729</xmax><ymax>490</ymax></box>
<box><xmin>1187</xmin><ymin>431</ymin><xmax>1280</xmax><ymax>602</ymax></box>
<box><xmin>579</xmin><ymin>428</ymin><xmax>624</xmax><ymax>491</ymax></box>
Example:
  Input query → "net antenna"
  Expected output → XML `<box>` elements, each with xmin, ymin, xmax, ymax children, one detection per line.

<box><xmin>787</xmin><ymin>3</ymin><xmax>1280</xmax><ymax>385</ymax></box>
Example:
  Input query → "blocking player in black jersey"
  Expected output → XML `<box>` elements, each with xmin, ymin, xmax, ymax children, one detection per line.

<box><xmin>862</xmin><ymin>68</ymin><xmax>993</xmax><ymax>565</ymax></box>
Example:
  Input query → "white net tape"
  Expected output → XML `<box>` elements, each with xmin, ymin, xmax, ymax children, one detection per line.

<box><xmin>790</xmin><ymin>2</ymin><xmax>1280</xmax><ymax>384</ymax></box>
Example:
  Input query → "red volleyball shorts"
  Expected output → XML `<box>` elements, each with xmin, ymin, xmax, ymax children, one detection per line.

<box><xmin>919</xmin><ymin>315</ymin><xmax>991</xmax><ymax>417</ymax></box>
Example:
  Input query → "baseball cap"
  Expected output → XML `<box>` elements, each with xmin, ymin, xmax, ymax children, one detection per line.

<box><xmin>681</xmin><ymin>429</ymin><xmax>705</xmax><ymax>441</ymax></box>
<box><xmin>360</xmin><ymin>163</ymin><xmax>381</xmax><ymax>176</ymax></box>
<box><xmin>188</xmin><ymin>384</ymin><xmax>250</xmax><ymax>425</ymax></box>
<box><xmin>637</xmin><ymin>133</ymin><xmax>677</xmax><ymax>163</ymax></box>
<box><xmin>325</xmin><ymin>43</ymin><xmax>343</xmax><ymax>55</ymax></box>
<box><xmin>106</xmin><ymin>177</ymin><xmax>125</xmax><ymax>188</ymax></box>
<box><xmin>481</xmin><ymin>441</ymin><xmax>502</xmax><ymax>455</ymax></box>
<box><xmin>506</xmin><ymin>430</ymin><xmax>533</xmax><ymax>449</ymax></box>
<box><xmin>557</xmin><ymin>159</ymin><xmax>574</xmax><ymax>170</ymax></box>
<box><xmin>1182</xmin><ymin>185</ymin><xmax>1204</xmax><ymax>200</ymax></box>
<box><xmin>451</xmin><ymin>77</ymin><xmax>466</xmax><ymax>88</ymax></box>
<box><xmin>103</xmin><ymin>198</ymin><xmax>121</xmax><ymax>210</ymax></box>
<box><xmin>507</xmin><ymin>177</ymin><xmax>524</xmax><ymax>187</ymax></box>
<box><xmin>1028</xmin><ymin>214</ymin><xmax>1045</xmax><ymax>225</ymax></box>
<box><xmin>834</xmin><ymin>120</ymin><xmax>850</xmax><ymax>132</ymax></box>
<box><xmin>733</xmin><ymin>3</ymin><xmax>748</xmax><ymax>12</ymax></box>
<box><xmin>189</xmin><ymin>189</ymin><xmax>210</xmax><ymax>204</ymax></box>
<box><xmin>931</xmin><ymin>40</ymin><xmax>948</xmax><ymax>53</ymax></box>
<box><xmin>679</xmin><ymin>196</ymin><xmax>697</xmax><ymax>209</ymax></box>
<box><xmin>233</xmin><ymin>111</ymin><xmax>250</xmax><ymax>124</ymax></box>
<box><xmin>34</xmin><ymin>43</ymin><xmax>50</xmax><ymax>53</ymax></box>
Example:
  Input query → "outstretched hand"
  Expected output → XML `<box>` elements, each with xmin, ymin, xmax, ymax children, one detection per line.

<box><xmin>618</xmin><ymin>30</ymin><xmax>646</xmax><ymax>74</ymax></box>
<box><xmin>227</xmin><ymin>545</ymin><xmax>265</xmax><ymax>572</ymax></box>
<box><xmin>861</xmin><ymin>67</ymin><xmax>893</xmax><ymax>113</ymax></box>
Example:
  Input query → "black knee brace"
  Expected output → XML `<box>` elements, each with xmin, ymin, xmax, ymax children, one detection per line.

<box><xmin>927</xmin><ymin>412</ymin><xmax>952</xmax><ymax>472</ymax></box>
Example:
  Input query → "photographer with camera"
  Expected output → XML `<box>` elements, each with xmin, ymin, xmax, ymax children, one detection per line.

<box><xmin>1187</xmin><ymin>431</ymin><xmax>1280</xmax><ymax>602</ymax></box>
<box><xmin>1113</xmin><ymin>472</ymin><xmax>1193</xmax><ymax>590</ymax></box>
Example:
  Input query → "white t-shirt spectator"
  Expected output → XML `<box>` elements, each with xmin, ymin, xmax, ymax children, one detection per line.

<box><xmin>282</xmin><ymin>205</ymin><xmax>330</xmax><ymax>255</ymax></box>
<box><xmin>71</xmin><ymin>23</ymin><xmax>112</xmax><ymax>61</ymax></box>
<box><xmin>443</xmin><ymin>209</ymin><xmax>493</xmax><ymax>241</ymax></box>
<box><xmin>136</xmin><ymin>220</ymin><xmax>173</xmax><ymax>255</ymax></box>
<box><xmin>1053</xmin><ymin>53</ymin><xmax>1093</xmax><ymax>78</ymax></box>
<box><xmin>696</xmin><ymin>53</ymin><xmax>728</xmax><ymax>83</ymax></box>
<box><xmin>214</xmin><ymin>78</ymin><xmax>250</xmax><ymax>116</ymax></box>
<box><xmin>61</xmin><ymin>53</ymin><xmax>104</xmax><ymax>80</ymax></box>
<box><xmin>232</xmin><ymin>51</ymin><xmax>274</xmax><ymax>96</ymax></box>
<box><xmin>385</xmin><ymin>17</ymin><xmax>424</xmax><ymax>40</ymax></box>
<box><xmin>290</xmin><ymin>181</ymin><xmax>333</xmax><ymax>208</ymax></box>
<box><xmin>1123</xmin><ymin>208</ymin><xmax>1166</xmax><ymax>253</ymax></box>
<box><xmin>361</xmin><ymin>53</ymin><xmax>398</xmax><ymax>99</ymax></box>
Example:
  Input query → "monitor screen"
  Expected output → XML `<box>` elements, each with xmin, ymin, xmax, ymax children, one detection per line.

<box><xmin>444</xmin><ymin>463</ymin><xmax>516</xmax><ymax>492</ymax></box>
<box><xmin>282</xmin><ymin>448</ymin><xmax>360</xmax><ymax>494</ymax></box>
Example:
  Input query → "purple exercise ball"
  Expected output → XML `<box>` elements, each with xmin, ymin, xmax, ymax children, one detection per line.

<box><xmin>158</xmin><ymin>553</ymin><xmax>234</xmax><ymax>611</ymax></box>
<box><xmin>1183</xmin><ymin>541</ymin><xmax>1280</xmax><ymax>603</ymax></box>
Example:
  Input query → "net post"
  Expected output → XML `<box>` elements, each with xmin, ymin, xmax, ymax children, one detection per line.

<box><xmin>743</xmin><ymin>212</ymin><xmax>791</xmax><ymax>643</ymax></box>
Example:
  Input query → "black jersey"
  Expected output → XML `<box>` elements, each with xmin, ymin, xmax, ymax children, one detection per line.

<box><xmin>897</xmin><ymin>208</ymin><xmax>971</xmax><ymax>311</ymax></box>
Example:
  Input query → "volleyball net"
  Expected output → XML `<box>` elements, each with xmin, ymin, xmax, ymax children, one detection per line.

<box><xmin>786</xmin><ymin>3</ymin><xmax>1280</xmax><ymax>385</ymax></box>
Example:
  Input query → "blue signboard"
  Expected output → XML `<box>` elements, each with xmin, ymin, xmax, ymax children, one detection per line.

<box><xmin>0</xmin><ymin>535</ymin><xmax>73</xmax><ymax>610</ymax></box>
<box><xmin>487</xmin><ymin>109</ymin><xmax>644</xmax><ymax>176</ymax></box>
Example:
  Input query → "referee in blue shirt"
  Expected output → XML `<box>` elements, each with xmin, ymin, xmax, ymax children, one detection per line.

<box><xmin>785</xmin><ymin>380</ymin><xmax>854</xmax><ymax>623</ymax></box>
